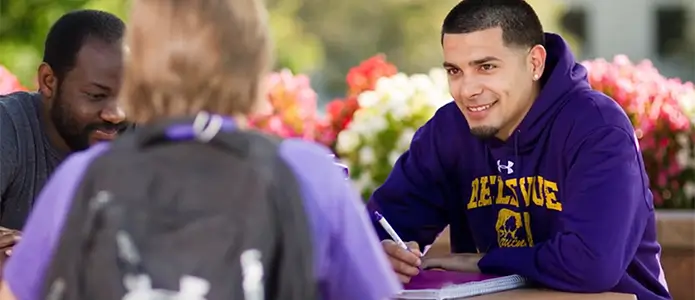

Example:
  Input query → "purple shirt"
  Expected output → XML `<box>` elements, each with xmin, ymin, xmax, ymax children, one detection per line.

<box><xmin>4</xmin><ymin>139</ymin><xmax>400</xmax><ymax>300</ymax></box>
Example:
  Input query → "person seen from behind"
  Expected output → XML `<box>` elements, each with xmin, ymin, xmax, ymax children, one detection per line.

<box><xmin>0</xmin><ymin>0</ymin><xmax>400</xmax><ymax>299</ymax></box>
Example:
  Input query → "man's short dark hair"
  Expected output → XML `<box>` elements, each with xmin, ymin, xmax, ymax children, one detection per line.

<box><xmin>43</xmin><ymin>9</ymin><xmax>125</xmax><ymax>79</ymax></box>
<box><xmin>441</xmin><ymin>0</ymin><xmax>545</xmax><ymax>48</ymax></box>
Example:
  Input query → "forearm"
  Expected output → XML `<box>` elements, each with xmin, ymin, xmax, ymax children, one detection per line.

<box><xmin>0</xmin><ymin>282</ymin><xmax>17</xmax><ymax>300</ymax></box>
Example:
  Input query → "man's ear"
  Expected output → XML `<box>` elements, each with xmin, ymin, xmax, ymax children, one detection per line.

<box><xmin>528</xmin><ymin>44</ymin><xmax>547</xmax><ymax>80</ymax></box>
<box><xmin>37</xmin><ymin>63</ymin><xmax>58</xmax><ymax>101</ymax></box>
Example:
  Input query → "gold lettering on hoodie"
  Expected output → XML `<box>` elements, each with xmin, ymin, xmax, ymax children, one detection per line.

<box><xmin>466</xmin><ymin>175</ymin><xmax>561</xmax><ymax>247</ymax></box>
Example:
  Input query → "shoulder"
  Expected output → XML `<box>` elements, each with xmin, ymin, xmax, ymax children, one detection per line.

<box><xmin>278</xmin><ymin>139</ymin><xmax>344</xmax><ymax>203</ymax></box>
<box><xmin>563</xmin><ymin>89</ymin><xmax>632</xmax><ymax>126</ymax></box>
<box><xmin>278</xmin><ymin>138</ymin><xmax>349</xmax><ymax>218</ymax></box>
<box><xmin>0</xmin><ymin>91</ymin><xmax>41</xmax><ymax>138</ymax></box>
<box><xmin>0</xmin><ymin>93</ymin><xmax>37</xmax><ymax>165</ymax></box>
<box><xmin>556</xmin><ymin>89</ymin><xmax>635</xmax><ymax>146</ymax></box>
<box><xmin>0</xmin><ymin>91</ymin><xmax>41</xmax><ymax>115</ymax></box>
<box><xmin>279</xmin><ymin>138</ymin><xmax>335</xmax><ymax>161</ymax></box>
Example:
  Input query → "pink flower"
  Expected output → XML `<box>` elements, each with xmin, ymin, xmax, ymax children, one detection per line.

<box><xmin>0</xmin><ymin>66</ymin><xmax>27</xmax><ymax>95</ymax></box>
<box><xmin>582</xmin><ymin>55</ymin><xmax>695</xmax><ymax>208</ymax></box>
<box><xmin>249</xmin><ymin>69</ymin><xmax>325</xmax><ymax>141</ymax></box>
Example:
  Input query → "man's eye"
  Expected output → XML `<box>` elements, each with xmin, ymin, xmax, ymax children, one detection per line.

<box><xmin>480</xmin><ymin>64</ymin><xmax>496</xmax><ymax>71</ymax></box>
<box><xmin>85</xmin><ymin>92</ymin><xmax>107</xmax><ymax>101</ymax></box>
<box><xmin>446</xmin><ymin>68</ymin><xmax>460</xmax><ymax>76</ymax></box>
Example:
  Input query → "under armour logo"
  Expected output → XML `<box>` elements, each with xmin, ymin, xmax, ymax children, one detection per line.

<box><xmin>497</xmin><ymin>160</ymin><xmax>514</xmax><ymax>174</ymax></box>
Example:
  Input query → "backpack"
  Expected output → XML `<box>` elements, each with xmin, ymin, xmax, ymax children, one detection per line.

<box><xmin>41</xmin><ymin>113</ymin><xmax>317</xmax><ymax>300</ymax></box>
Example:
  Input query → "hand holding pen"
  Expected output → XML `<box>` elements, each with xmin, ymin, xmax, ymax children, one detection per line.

<box><xmin>374</xmin><ymin>211</ymin><xmax>423</xmax><ymax>284</ymax></box>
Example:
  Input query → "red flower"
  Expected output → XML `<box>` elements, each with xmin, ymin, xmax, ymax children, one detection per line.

<box><xmin>320</xmin><ymin>55</ymin><xmax>398</xmax><ymax>148</ymax></box>
<box><xmin>346</xmin><ymin>54</ymin><xmax>397</xmax><ymax>96</ymax></box>
<box><xmin>326</xmin><ymin>99</ymin><xmax>346</xmax><ymax>121</ymax></box>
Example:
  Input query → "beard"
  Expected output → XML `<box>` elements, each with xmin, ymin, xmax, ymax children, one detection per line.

<box><xmin>470</xmin><ymin>126</ymin><xmax>499</xmax><ymax>139</ymax></box>
<box><xmin>51</xmin><ymin>85</ymin><xmax>128</xmax><ymax>152</ymax></box>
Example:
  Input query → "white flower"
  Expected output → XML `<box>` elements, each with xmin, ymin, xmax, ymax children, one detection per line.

<box><xmin>383</xmin><ymin>89</ymin><xmax>410</xmax><ymax>111</ymax></box>
<box><xmin>429</xmin><ymin>68</ymin><xmax>448</xmax><ymax>86</ymax></box>
<box><xmin>348</xmin><ymin>110</ymin><xmax>375</xmax><ymax>137</ymax></box>
<box><xmin>375</xmin><ymin>76</ymin><xmax>396</xmax><ymax>94</ymax></box>
<box><xmin>674</xmin><ymin>133</ymin><xmax>694</xmax><ymax>168</ymax></box>
<box><xmin>676</xmin><ymin>134</ymin><xmax>688</xmax><ymax>147</ymax></box>
<box><xmin>424</xmin><ymin>86</ymin><xmax>452</xmax><ymax>108</ymax></box>
<box><xmin>374</xmin><ymin>116</ymin><xmax>389</xmax><ymax>133</ymax></box>
<box><xmin>676</xmin><ymin>148</ymin><xmax>689</xmax><ymax>168</ymax></box>
<box><xmin>336</xmin><ymin>130</ymin><xmax>360</xmax><ymax>154</ymax></box>
<box><xmin>390</xmin><ymin>73</ymin><xmax>411</xmax><ymax>89</ymax></box>
<box><xmin>359</xmin><ymin>146</ymin><xmax>376</xmax><ymax>166</ymax></box>
<box><xmin>357</xmin><ymin>91</ymin><xmax>380</xmax><ymax>108</ymax></box>
<box><xmin>676</xmin><ymin>88</ymin><xmax>695</xmax><ymax>119</ymax></box>
<box><xmin>397</xmin><ymin>128</ymin><xmax>416</xmax><ymax>150</ymax></box>
<box><xmin>684</xmin><ymin>182</ymin><xmax>695</xmax><ymax>199</ymax></box>
<box><xmin>390</xmin><ymin>102</ymin><xmax>412</xmax><ymax>120</ymax></box>
<box><xmin>388</xmin><ymin>151</ymin><xmax>401</xmax><ymax>167</ymax></box>
<box><xmin>410</xmin><ymin>74</ymin><xmax>435</xmax><ymax>91</ymax></box>
<box><xmin>340</xmin><ymin>70</ymin><xmax>449</xmax><ymax>198</ymax></box>
<box><xmin>354</xmin><ymin>170</ymin><xmax>374</xmax><ymax>194</ymax></box>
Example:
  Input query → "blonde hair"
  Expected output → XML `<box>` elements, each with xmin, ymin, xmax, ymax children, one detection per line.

<box><xmin>119</xmin><ymin>0</ymin><xmax>271</xmax><ymax>124</ymax></box>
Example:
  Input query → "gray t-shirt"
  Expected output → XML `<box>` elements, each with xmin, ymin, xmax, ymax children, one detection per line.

<box><xmin>0</xmin><ymin>91</ymin><xmax>63</xmax><ymax>229</ymax></box>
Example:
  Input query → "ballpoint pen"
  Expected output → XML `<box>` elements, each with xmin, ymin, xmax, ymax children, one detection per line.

<box><xmin>374</xmin><ymin>211</ymin><xmax>410</xmax><ymax>251</ymax></box>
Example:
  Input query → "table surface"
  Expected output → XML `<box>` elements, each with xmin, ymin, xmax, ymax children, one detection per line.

<box><xmin>468</xmin><ymin>289</ymin><xmax>636</xmax><ymax>299</ymax></box>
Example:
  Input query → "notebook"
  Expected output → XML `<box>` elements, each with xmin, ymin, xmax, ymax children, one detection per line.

<box><xmin>394</xmin><ymin>270</ymin><xmax>527</xmax><ymax>300</ymax></box>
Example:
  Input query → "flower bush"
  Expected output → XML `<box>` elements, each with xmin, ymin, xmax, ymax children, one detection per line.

<box><xmin>318</xmin><ymin>55</ymin><xmax>398</xmax><ymax>148</ymax></box>
<box><xmin>249</xmin><ymin>69</ymin><xmax>324</xmax><ymax>140</ymax></box>
<box><xmin>0</xmin><ymin>65</ymin><xmax>27</xmax><ymax>95</ymax></box>
<box><xmin>3</xmin><ymin>55</ymin><xmax>694</xmax><ymax>208</ymax></box>
<box><xmin>582</xmin><ymin>55</ymin><xmax>695</xmax><ymax>209</ymax></box>
<box><xmin>335</xmin><ymin>69</ymin><xmax>451</xmax><ymax>199</ymax></box>
<box><xmin>251</xmin><ymin>56</ymin><xmax>397</xmax><ymax>146</ymax></box>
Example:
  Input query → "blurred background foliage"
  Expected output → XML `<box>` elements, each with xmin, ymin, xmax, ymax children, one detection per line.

<box><xmin>0</xmin><ymin>0</ymin><xmax>573</xmax><ymax>103</ymax></box>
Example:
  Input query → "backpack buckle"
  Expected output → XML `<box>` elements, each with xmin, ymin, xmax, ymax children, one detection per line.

<box><xmin>192</xmin><ymin>112</ymin><xmax>224</xmax><ymax>143</ymax></box>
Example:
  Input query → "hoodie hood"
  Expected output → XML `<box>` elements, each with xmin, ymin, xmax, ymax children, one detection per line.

<box><xmin>488</xmin><ymin>33</ymin><xmax>592</xmax><ymax>153</ymax></box>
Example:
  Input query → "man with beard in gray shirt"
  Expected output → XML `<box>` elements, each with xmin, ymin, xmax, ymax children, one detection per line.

<box><xmin>0</xmin><ymin>10</ymin><xmax>130</xmax><ymax>237</ymax></box>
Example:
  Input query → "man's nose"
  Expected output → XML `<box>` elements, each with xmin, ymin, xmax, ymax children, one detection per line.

<box><xmin>457</xmin><ymin>76</ymin><xmax>484</xmax><ymax>100</ymax></box>
<box><xmin>100</xmin><ymin>100</ymin><xmax>126</xmax><ymax>124</ymax></box>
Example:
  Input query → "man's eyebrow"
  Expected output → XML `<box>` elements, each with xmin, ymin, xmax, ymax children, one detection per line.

<box><xmin>89</xmin><ymin>82</ymin><xmax>112</xmax><ymax>92</ymax></box>
<box><xmin>442</xmin><ymin>62</ymin><xmax>459</xmax><ymax>69</ymax></box>
<box><xmin>469</xmin><ymin>56</ymin><xmax>501</xmax><ymax>66</ymax></box>
<box><xmin>442</xmin><ymin>57</ymin><xmax>501</xmax><ymax>69</ymax></box>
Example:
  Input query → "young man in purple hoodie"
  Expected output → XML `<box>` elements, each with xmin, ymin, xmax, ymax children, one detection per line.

<box><xmin>369</xmin><ymin>1</ymin><xmax>672</xmax><ymax>299</ymax></box>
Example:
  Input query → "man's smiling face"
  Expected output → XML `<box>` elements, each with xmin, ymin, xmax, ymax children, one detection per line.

<box><xmin>443</xmin><ymin>27</ymin><xmax>542</xmax><ymax>140</ymax></box>
<box><xmin>50</xmin><ymin>38</ymin><xmax>129</xmax><ymax>151</ymax></box>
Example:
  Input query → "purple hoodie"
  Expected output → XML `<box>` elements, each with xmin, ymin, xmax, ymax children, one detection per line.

<box><xmin>367</xmin><ymin>33</ymin><xmax>671</xmax><ymax>299</ymax></box>
<box><xmin>4</xmin><ymin>136</ymin><xmax>400</xmax><ymax>300</ymax></box>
